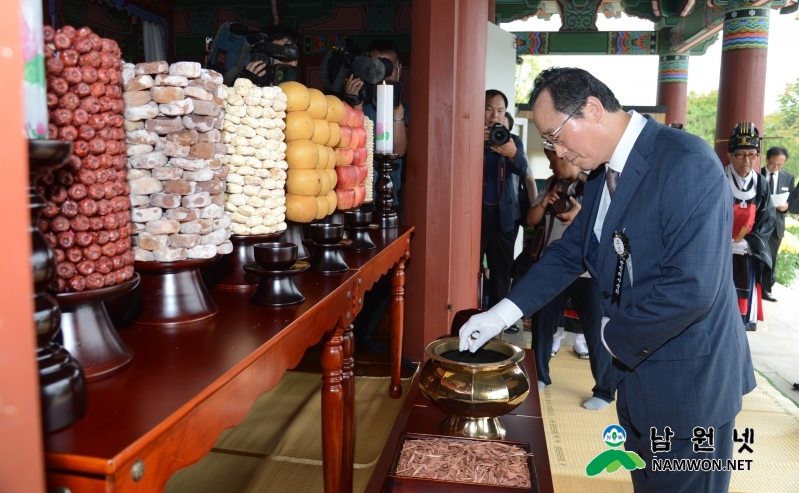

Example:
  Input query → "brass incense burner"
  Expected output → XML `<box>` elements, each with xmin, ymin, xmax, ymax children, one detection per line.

<box><xmin>419</xmin><ymin>337</ymin><xmax>530</xmax><ymax>439</ymax></box>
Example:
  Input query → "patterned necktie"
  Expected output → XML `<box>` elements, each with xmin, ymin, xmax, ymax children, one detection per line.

<box><xmin>769</xmin><ymin>172</ymin><xmax>775</xmax><ymax>195</ymax></box>
<box><xmin>606</xmin><ymin>167</ymin><xmax>620</xmax><ymax>199</ymax></box>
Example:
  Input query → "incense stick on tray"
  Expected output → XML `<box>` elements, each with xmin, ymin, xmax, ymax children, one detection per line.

<box><xmin>394</xmin><ymin>438</ymin><xmax>532</xmax><ymax>487</ymax></box>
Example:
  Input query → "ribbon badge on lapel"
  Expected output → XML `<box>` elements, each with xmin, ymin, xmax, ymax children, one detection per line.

<box><xmin>611</xmin><ymin>232</ymin><xmax>631</xmax><ymax>307</ymax></box>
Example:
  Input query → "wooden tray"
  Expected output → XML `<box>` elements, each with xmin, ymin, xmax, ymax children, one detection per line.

<box><xmin>386</xmin><ymin>432</ymin><xmax>539</xmax><ymax>492</ymax></box>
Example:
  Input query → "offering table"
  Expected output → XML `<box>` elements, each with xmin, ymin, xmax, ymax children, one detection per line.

<box><xmin>44</xmin><ymin>227</ymin><xmax>414</xmax><ymax>493</ymax></box>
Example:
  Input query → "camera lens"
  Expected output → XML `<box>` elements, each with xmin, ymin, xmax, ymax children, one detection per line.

<box><xmin>488</xmin><ymin>124</ymin><xmax>510</xmax><ymax>147</ymax></box>
<box><xmin>548</xmin><ymin>192</ymin><xmax>573</xmax><ymax>215</ymax></box>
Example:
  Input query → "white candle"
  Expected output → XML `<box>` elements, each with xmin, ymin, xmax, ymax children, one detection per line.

<box><xmin>22</xmin><ymin>0</ymin><xmax>48</xmax><ymax>139</ymax></box>
<box><xmin>375</xmin><ymin>81</ymin><xmax>393</xmax><ymax>154</ymax></box>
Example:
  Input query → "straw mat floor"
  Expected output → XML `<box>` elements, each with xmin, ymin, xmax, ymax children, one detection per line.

<box><xmin>165</xmin><ymin>371</ymin><xmax>411</xmax><ymax>493</ymax></box>
<box><xmin>542</xmin><ymin>347</ymin><xmax>799</xmax><ymax>493</ymax></box>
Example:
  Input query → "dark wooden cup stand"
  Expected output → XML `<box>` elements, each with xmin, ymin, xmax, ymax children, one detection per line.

<box><xmin>57</xmin><ymin>274</ymin><xmax>139</xmax><ymax>382</ymax></box>
<box><xmin>283</xmin><ymin>220</ymin><xmax>310</xmax><ymax>260</ymax></box>
<box><xmin>243</xmin><ymin>260</ymin><xmax>310</xmax><ymax>306</ymax></box>
<box><xmin>210</xmin><ymin>233</ymin><xmax>284</xmax><ymax>288</ymax></box>
<box><xmin>126</xmin><ymin>256</ymin><xmax>221</xmax><ymax>328</ymax></box>
<box><xmin>29</xmin><ymin>140</ymin><xmax>87</xmax><ymax>433</ymax></box>
<box><xmin>344</xmin><ymin>224</ymin><xmax>377</xmax><ymax>251</ymax></box>
<box><xmin>303</xmin><ymin>238</ymin><xmax>352</xmax><ymax>273</ymax></box>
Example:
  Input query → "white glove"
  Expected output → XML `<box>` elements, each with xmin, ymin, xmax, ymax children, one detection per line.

<box><xmin>458</xmin><ymin>310</ymin><xmax>507</xmax><ymax>352</ymax></box>
<box><xmin>732</xmin><ymin>239</ymin><xmax>749</xmax><ymax>256</ymax></box>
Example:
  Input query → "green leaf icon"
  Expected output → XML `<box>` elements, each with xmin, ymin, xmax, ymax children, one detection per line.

<box><xmin>586</xmin><ymin>449</ymin><xmax>646</xmax><ymax>476</ymax></box>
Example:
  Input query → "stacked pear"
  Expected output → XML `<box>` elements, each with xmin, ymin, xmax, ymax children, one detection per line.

<box><xmin>279</xmin><ymin>82</ymin><xmax>338</xmax><ymax>222</ymax></box>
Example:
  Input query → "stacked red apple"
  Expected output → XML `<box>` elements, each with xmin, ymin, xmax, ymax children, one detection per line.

<box><xmin>333</xmin><ymin>103</ymin><xmax>368</xmax><ymax>210</ymax></box>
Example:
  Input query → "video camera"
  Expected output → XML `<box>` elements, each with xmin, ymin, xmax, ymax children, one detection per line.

<box><xmin>240</xmin><ymin>31</ymin><xmax>300</xmax><ymax>86</ymax></box>
<box><xmin>207</xmin><ymin>22</ymin><xmax>301</xmax><ymax>87</ymax></box>
<box><xmin>319</xmin><ymin>38</ymin><xmax>402</xmax><ymax>107</ymax></box>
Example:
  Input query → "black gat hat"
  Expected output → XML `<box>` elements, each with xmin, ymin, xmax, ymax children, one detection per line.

<box><xmin>728</xmin><ymin>121</ymin><xmax>761</xmax><ymax>153</ymax></box>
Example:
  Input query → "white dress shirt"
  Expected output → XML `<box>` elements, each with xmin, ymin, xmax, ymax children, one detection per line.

<box><xmin>765</xmin><ymin>169</ymin><xmax>779</xmax><ymax>194</ymax></box>
<box><xmin>493</xmin><ymin>111</ymin><xmax>649</xmax><ymax>343</ymax></box>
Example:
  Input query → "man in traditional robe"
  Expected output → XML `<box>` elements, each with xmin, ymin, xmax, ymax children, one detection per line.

<box><xmin>726</xmin><ymin>122</ymin><xmax>775</xmax><ymax>331</ymax></box>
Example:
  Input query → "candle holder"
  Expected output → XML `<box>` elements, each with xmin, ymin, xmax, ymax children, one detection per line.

<box><xmin>29</xmin><ymin>140</ymin><xmax>87</xmax><ymax>433</ymax></box>
<box><xmin>56</xmin><ymin>274</ymin><xmax>139</xmax><ymax>382</ymax></box>
<box><xmin>210</xmin><ymin>232</ymin><xmax>284</xmax><ymax>289</ymax></box>
<box><xmin>374</xmin><ymin>152</ymin><xmax>400</xmax><ymax>229</ymax></box>
<box><xmin>126</xmin><ymin>256</ymin><xmax>221</xmax><ymax>329</ymax></box>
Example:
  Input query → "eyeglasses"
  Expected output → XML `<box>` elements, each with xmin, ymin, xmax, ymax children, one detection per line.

<box><xmin>733</xmin><ymin>151</ymin><xmax>759</xmax><ymax>160</ymax></box>
<box><xmin>541</xmin><ymin>107</ymin><xmax>580</xmax><ymax>151</ymax></box>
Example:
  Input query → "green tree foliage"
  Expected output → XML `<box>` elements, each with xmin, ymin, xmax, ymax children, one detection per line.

<box><xmin>762</xmin><ymin>78</ymin><xmax>799</xmax><ymax>181</ymax></box>
<box><xmin>685</xmin><ymin>89</ymin><xmax>718</xmax><ymax>147</ymax></box>
<box><xmin>514</xmin><ymin>55</ymin><xmax>550</xmax><ymax>108</ymax></box>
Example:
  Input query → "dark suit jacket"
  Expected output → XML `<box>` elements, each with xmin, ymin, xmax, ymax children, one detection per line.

<box><xmin>762</xmin><ymin>168</ymin><xmax>796</xmax><ymax>238</ymax></box>
<box><xmin>483</xmin><ymin>134</ymin><xmax>529</xmax><ymax>233</ymax></box>
<box><xmin>507</xmin><ymin>117</ymin><xmax>756</xmax><ymax>438</ymax></box>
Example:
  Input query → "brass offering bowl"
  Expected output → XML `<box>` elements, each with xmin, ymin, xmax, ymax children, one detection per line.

<box><xmin>419</xmin><ymin>337</ymin><xmax>530</xmax><ymax>439</ymax></box>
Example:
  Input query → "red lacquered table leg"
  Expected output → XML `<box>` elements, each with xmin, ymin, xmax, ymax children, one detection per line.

<box><xmin>389</xmin><ymin>252</ymin><xmax>409</xmax><ymax>399</ymax></box>
<box><xmin>322</xmin><ymin>320</ymin><xmax>345</xmax><ymax>493</ymax></box>
<box><xmin>340</xmin><ymin>323</ymin><xmax>355</xmax><ymax>492</ymax></box>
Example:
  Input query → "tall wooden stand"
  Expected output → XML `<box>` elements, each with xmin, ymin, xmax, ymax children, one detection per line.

<box><xmin>374</xmin><ymin>153</ymin><xmax>400</xmax><ymax>229</ymax></box>
<box><xmin>127</xmin><ymin>256</ymin><xmax>221</xmax><ymax>328</ymax></box>
<box><xmin>283</xmin><ymin>221</ymin><xmax>310</xmax><ymax>260</ymax></box>
<box><xmin>57</xmin><ymin>274</ymin><xmax>139</xmax><ymax>382</ymax></box>
<box><xmin>29</xmin><ymin>140</ymin><xmax>87</xmax><ymax>433</ymax></box>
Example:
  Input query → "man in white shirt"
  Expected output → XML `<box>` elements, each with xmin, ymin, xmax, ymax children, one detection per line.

<box><xmin>459</xmin><ymin>67</ymin><xmax>755</xmax><ymax>492</ymax></box>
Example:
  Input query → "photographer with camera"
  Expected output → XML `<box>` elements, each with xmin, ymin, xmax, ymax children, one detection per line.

<box><xmin>239</xmin><ymin>25</ymin><xmax>300</xmax><ymax>86</ymax></box>
<box><xmin>241</xmin><ymin>25</ymin><xmax>299</xmax><ymax>86</ymax></box>
<box><xmin>343</xmin><ymin>39</ymin><xmax>408</xmax><ymax>210</ymax></box>
<box><xmin>527</xmin><ymin>148</ymin><xmax>612</xmax><ymax>411</ymax></box>
<box><xmin>482</xmin><ymin>89</ymin><xmax>530</xmax><ymax>309</ymax></box>
<box><xmin>207</xmin><ymin>23</ymin><xmax>301</xmax><ymax>87</ymax></box>
<box><xmin>337</xmin><ymin>40</ymin><xmax>409</xmax><ymax>353</ymax></box>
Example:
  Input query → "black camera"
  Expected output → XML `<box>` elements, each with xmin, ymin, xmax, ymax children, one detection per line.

<box><xmin>546</xmin><ymin>179</ymin><xmax>584</xmax><ymax>215</ymax></box>
<box><xmin>319</xmin><ymin>38</ymin><xmax>402</xmax><ymax>107</ymax></box>
<box><xmin>548</xmin><ymin>192</ymin><xmax>574</xmax><ymax>215</ymax></box>
<box><xmin>485</xmin><ymin>123</ymin><xmax>511</xmax><ymax>149</ymax></box>
<box><xmin>240</xmin><ymin>32</ymin><xmax>301</xmax><ymax>86</ymax></box>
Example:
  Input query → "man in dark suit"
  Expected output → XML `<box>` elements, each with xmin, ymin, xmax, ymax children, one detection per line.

<box><xmin>761</xmin><ymin>146</ymin><xmax>795</xmax><ymax>301</ymax></box>
<box><xmin>481</xmin><ymin>89</ymin><xmax>531</xmax><ymax>309</ymax></box>
<box><xmin>459</xmin><ymin>67</ymin><xmax>755</xmax><ymax>492</ymax></box>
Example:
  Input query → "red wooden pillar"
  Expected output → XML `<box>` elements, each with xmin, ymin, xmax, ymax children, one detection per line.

<box><xmin>656</xmin><ymin>55</ymin><xmax>688</xmax><ymax>125</ymax></box>
<box><xmin>714</xmin><ymin>1</ymin><xmax>770</xmax><ymax>164</ymax></box>
<box><xmin>404</xmin><ymin>0</ymin><xmax>488</xmax><ymax>360</ymax></box>
<box><xmin>0</xmin><ymin>0</ymin><xmax>46</xmax><ymax>491</ymax></box>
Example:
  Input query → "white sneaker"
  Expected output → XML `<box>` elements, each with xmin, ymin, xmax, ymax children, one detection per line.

<box><xmin>573</xmin><ymin>333</ymin><xmax>589</xmax><ymax>359</ymax></box>
<box><xmin>551</xmin><ymin>327</ymin><xmax>566</xmax><ymax>356</ymax></box>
